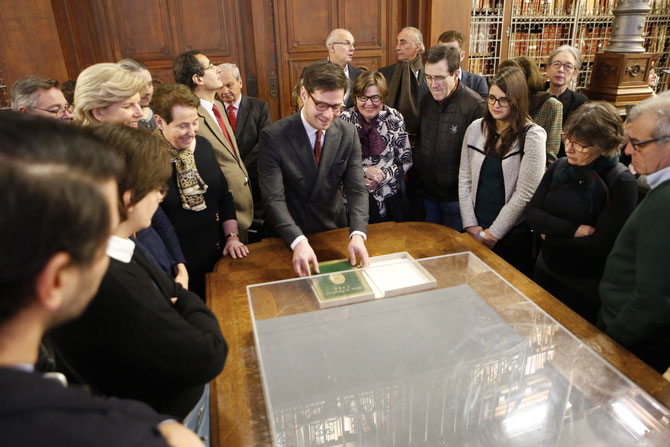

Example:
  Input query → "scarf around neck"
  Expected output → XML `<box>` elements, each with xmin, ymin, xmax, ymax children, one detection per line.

<box><xmin>155</xmin><ymin>130</ymin><xmax>208</xmax><ymax>212</ymax></box>
<box><xmin>355</xmin><ymin>109</ymin><xmax>385</xmax><ymax>158</ymax></box>
<box><xmin>386</xmin><ymin>54</ymin><xmax>423</xmax><ymax>136</ymax></box>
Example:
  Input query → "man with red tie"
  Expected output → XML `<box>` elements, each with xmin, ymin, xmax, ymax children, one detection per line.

<box><xmin>174</xmin><ymin>51</ymin><xmax>254</xmax><ymax>240</ymax></box>
<box><xmin>217</xmin><ymin>63</ymin><xmax>272</xmax><ymax>241</ymax></box>
<box><xmin>257</xmin><ymin>60</ymin><xmax>369</xmax><ymax>276</ymax></box>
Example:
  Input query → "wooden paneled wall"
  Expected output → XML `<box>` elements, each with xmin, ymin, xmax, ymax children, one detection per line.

<box><xmin>0</xmin><ymin>0</ymin><xmax>470</xmax><ymax>118</ymax></box>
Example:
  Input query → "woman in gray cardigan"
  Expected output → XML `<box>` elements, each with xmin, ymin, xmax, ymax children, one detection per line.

<box><xmin>459</xmin><ymin>68</ymin><xmax>546</xmax><ymax>274</ymax></box>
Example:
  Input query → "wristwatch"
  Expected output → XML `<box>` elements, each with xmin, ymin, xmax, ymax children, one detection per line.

<box><xmin>225</xmin><ymin>232</ymin><xmax>239</xmax><ymax>239</ymax></box>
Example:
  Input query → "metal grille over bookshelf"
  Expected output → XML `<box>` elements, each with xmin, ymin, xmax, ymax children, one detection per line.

<box><xmin>644</xmin><ymin>1</ymin><xmax>670</xmax><ymax>93</ymax></box>
<box><xmin>507</xmin><ymin>0</ymin><xmax>616</xmax><ymax>91</ymax></box>
<box><xmin>469</xmin><ymin>1</ymin><xmax>505</xmax><ymax>81</ymax></box>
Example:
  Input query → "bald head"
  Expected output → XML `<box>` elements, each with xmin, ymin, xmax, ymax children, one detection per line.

<box><xmin>326</xmin><ymin>29</ymin><xmax>355</xmax><ymax>68</ymax></box>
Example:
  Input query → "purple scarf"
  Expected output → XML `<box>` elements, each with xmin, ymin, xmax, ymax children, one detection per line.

<box><xmin>356</xmin><ymin>110</ymin><xmax>385</xmax><ymax>158</ymax></box>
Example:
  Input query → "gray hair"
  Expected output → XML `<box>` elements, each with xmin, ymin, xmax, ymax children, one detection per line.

<box><xmin>325</xmin><ymin>28</ymin><xmax>353</xmax><ymax>47</ymax></box>
<box><xmin>627</xmin><ymin>91</ymin><xmax>670</xmax><ymax>140</ymax></box>
<box><xmin>547</xmin><ymin>45</ymin><xmax>582</xmax><ymax>71</ymax></box>
<box><xmin>401</xmin><ymin>26</ymin><xmax>425</xmax><ymax>54</ymax></box>
<box><xmin>10</xmin><ymin>76</ymin><xmax>59</xmax><ymax>111</ymax></box>
<box><xmin>117</xmin><ymin>58</ymin><xmax>148</xmax><ymax>72</ymax></box>
<box><xmin>217</xmin><ymin>63</ymin><xmax>241</xmax><ymax>80</ymax></box>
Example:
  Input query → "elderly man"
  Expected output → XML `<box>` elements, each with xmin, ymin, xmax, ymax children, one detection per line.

<box><xmin>437</xmin><ymin>30</ymin><xmax>488</xmax><ymax>99</ymax></box>
<box><xmin>258</xmin><ymin>60</ymin><xmax>369</xmax><ymax>277</ymax></box>
<box><xmin>10</xmin><ymin>76</ymin><xmax>73</xmax><ymax>120</ymax></box>
<box><xmin>174</xmin><ymin>51</ymin><xmax>253</xmax><ymax>237</ymax></box>
<box><xmin>598</xmin><ymin>92</ymin><xmax>670</xmax><ymax>374</ymax></box>
<box><xmin>378</xmin><ymin>27</ymin><xmax>429</xmax><ymax>148</ymax></box>
<box><xmin>0</xmin><ymin>113</ymin><xmax>203</xmax><ymax>446</ymax></box>
<box><xmin>325</xmin><ymin>28</ymin><xmax>361</xmax><ymax>107</ymax></box>
<box><xmin>217</xmin><ymin>63</ymin><xmax>271</xmax><ymax>240</ymax></box>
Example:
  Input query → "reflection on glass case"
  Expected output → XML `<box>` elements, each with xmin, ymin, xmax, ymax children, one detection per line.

<box><xmin>247</xmin><ymin>252</ymin><xmax>670</xmax><ymax>446</ymax></box>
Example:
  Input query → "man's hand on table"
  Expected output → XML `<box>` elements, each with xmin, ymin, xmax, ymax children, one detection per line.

<box><xmin>348</xmin><ymin>234</ymin><xmax>369</xmax><ymax>268</ymax></box>
<box><xmin>293</xmin><ymin>239</ymin><xmax>319</xmax><ymax>277</ymax></box>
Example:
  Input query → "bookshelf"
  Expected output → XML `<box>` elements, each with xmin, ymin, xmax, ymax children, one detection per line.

<box><xmin>468</xmin><ymin>0</ymin><xmax>670</xmax><ymax>93</ymax></box>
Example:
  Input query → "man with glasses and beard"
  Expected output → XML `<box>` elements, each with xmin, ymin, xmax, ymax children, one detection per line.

<box><xmin>257</xmin><ymin>60</ymin><xmax>369</xmax><ymax>277</ymax></box>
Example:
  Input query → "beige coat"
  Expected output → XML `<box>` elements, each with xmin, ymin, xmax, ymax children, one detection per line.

<box><xmin>197</xmin><ymin>100</ymin><xmax>253</xmax><ymax>230</ymax></box>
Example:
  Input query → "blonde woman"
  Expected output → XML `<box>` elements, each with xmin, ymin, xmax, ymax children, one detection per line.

<box><xmin>74</xmin><ymin>62</ymin><xmax>145</xmax><ymax>127</ymax></box>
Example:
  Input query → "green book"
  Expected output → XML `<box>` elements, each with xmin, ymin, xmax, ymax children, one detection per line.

<box><xmin>310</xmin><ymin>259</ymin><xmax>375</xmax><ymax>308</ymax></box>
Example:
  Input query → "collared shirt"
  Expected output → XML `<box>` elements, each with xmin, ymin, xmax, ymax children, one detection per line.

<box><xmin>199</xmin><ymin>98</ymin><xmax>222</xmax><ymax>132</ymax></box>
<box><xmin>223</xmin><ymin>94</ymin><xmax>242</xmax><ymax>118</ymax></box>
<box><xmin>289</xmin><ymin>109</ymin><xmax>366</xmax><ymax>250</ymax></box>
<box><xmin>106</xmin><ymin>235</ymin><xmax>135</xmax><ymax>263</ymax></box>
<box><xmin>647</xmin><ymin>164</ymin><xmax>670</xmax><ymax>189</ymax></box>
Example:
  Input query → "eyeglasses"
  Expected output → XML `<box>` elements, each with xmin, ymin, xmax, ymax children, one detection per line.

<box><xmin>424</xmin><ymin>74</ymin><xmax>448</xmax><ymax>84</ymax></box>
<box><xmin>626</xmin><ymin>135</ymin><xmax>670</xmax><ymax>151</ymax></box>
<box><xmin>357</xmin><ymin>94</ymin><xmax>382</xmax><ymax>105</ymax></box>
<box><xmin>487</xmin><ymin>94</ymin><xmax>510</xmax><ymax>108</ymax></box>
<box><xmin>332</xmin><ymin>41</ymin><xmax>355</xmax><ymax>49</ymax></box>
<box><xmin>204</xmin><ymin>63</ymin><xmax>216</xmax><ymax>71</ymax></box>
<box><xmin>561</xmin><ymin>133</ymin><xmax>592</xmax><ymax>153</ymax></box>
<box><xmin>32</xmin><ymin>104</ymin><xmax>74</xmax><ymax>117</ymax></box>
<box><xmin>550</xmin><ymin>61</ymin><xmax>576</xmax><ymax>72</ymax></box>
<box><xmin>308</xmin><ymin>92</ymin><xmax>345</xmax><ymax>114</ymax></box>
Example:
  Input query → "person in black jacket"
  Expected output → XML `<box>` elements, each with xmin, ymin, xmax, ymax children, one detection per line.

<box><xmin>152</xmin><ymin>83</ymin><xmax>249</xmax><ymax>299</ymax></box>
<box><xmin>0</xmin><ymin>113</ymin><xmax>203</xmax><ymax>447</ymax></box>
<box><xmin>416</xmin><ymin>44</ymin><xmax>484</xmax><ymax>231</ymax></box>
<box><xmin>526</xmin><ymin>102</ymin><xmax>638</xmax><ymax>323</ymax></box>
<box><xmin>51</xmin><ymin>123</ymin><xmax>227</xmax><ymax>421</ymax></box>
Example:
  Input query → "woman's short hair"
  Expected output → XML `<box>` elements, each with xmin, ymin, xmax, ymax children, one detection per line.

<box><xmin>150</xmin><ymin>83</ymin><xmax>200</xmax><ymax>123</ymax></box>
<box><xmin>74</xmin><ymin>63</ymin><xmax>145</xmax><ymax>126</ymax></box>
<box><xmin>89</xmin><ymin>123</ymin><xmax>171</xmax><ymax>220</ymax></box>
<box><xmin>351</xmin><ymin>70</ymin><xmax>389</xmax><ymax>104</ymax></box>
<box><xmin>563</xmin><ymin>101</ymin><xmax>625</xmax><ymax>158</ymax></box>
<box><xmin>547</xmin><ymin>45</ymin><xmax>582</xmax><ymax>71</ymax></box>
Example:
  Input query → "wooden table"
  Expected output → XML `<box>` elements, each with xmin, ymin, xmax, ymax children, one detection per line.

<box><xmin>207</xmin><ymin>221</ymin><xmax>670</xmax><ymax>447</ymax></box>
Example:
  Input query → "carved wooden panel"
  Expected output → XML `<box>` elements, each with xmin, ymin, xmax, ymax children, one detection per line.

<box><xmin>170</xmin><ymin>0</ymin><xmax>235</xmax><ymax>56</ymax></box>
<box><xmin>284</xmin><ymin>0</ymin><xmax>336</xmax><ymax>53</ymax></box>
<box><xmin>104</xmin><ymin>0</ymin><xmax>174</xmax><ymax>60</ymax></box>
<box><xmin>338</xmin><ymin>0</ymin><xmax>383</xmax><ymax>50</ymax></box>
<box><xmin>351</xmin><ymin>56</ymin><xmax>382</xmax><ymax>72</ymax></box>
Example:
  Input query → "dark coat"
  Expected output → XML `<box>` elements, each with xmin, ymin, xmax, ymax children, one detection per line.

<box><xmin>461</xmin><ymin>69</ymin><xmax>488</xmax><ymax>99</ymax></box>
<box><xmin>257</xmin><ymin>112</ymin><xmax>368</xmax><ymax>246</ymax></box>
<box><xmin>0</xmin><ymin>368</ymin><xmax>170</xmax><ymax>447</ymax></box>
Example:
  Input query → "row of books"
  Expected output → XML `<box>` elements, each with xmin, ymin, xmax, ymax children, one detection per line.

<box><xmin>471</xmin><ymin>0</ymin><xmax>503</xmax><ymax>12</ymax></box>
<box><xmin>512</xmin><ymin>0</ymin><xmax>615</xmax><ymax>17</ymax></box>
<box><xmin>575</xmin><ymin>25</ymin><xmax>612</xmax><ymax>59</ymax></box>
<box><xmin>644</xmin><ymin>23</ymin><xmax>669</xmax><ymax>54</ymax></box>
<box><xmin>470</xmin><ymin>22</ymin><xmax>501</xmax><ymax>56</ymax></box>
<box><xmin>510</xmin><ymin>24</ymin><xmax>571</xmax><ymax>60</ymax></box>
<box><xmin>650</xmin><ymin>0</ymin><xmax>670</xmax><ymax>14</ymax></box>
<box><xmin>468</xmin><ymin>58</ymin><xmax>500</xmax><ymax>77</ymax></box>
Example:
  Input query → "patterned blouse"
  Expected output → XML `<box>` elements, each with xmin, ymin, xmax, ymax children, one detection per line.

<box><xmin>339</xmin><ymin>104</ymin><xmax>413</xmax><ymax>216</ymax></box>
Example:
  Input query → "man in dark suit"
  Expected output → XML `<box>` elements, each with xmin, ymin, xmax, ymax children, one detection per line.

<box><xmin>325</xmin><ymin>28</ymin><xmax>361</xmax><ymax>108</ymax></box>
<box><xmin>258</xmin><ymin>60</ymin><xmax>370</xmax><ymax>277</ymax></box>
<box><xmin>217</xmin><ymin>62</ymin><xmax>272</xmax><ymax>240</ymax></box>
<box><xmin>437</xmin><ymin>30</ymin><xmax>489</xmax><ymax>99</ymax></box>
<box><xmin>0</xmin><ymin>113</ymin><xmax>203</xmax><ymax>447</ymax></box>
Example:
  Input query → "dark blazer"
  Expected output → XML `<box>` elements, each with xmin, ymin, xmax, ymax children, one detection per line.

<box><xmin>0</xmin><ymin>368</ymin><xmax>170</xmax><ymax>446</ymax></box>
<box><xmin>257</xmin><ymin>112</ymin><xmax>369</xmax><ymax>246</ymax></box>
<box><xmin>345</xmin><ymin>64</ymin><xmax>362</xmax><ymax>108</ymax></box>
<box><xmin>461</xmin><ymin>69</ymin><xmax>488</xmax><ymax>99</ymax></box>
<box><xmin>51</xmin><ymin>247</ymin><xmax>227</xmax><ymax>419</ymax></box>
<box><xmin>231</xmin><ymin>94</ymin><xmax>272</xmax><ymax>211</ymax></box>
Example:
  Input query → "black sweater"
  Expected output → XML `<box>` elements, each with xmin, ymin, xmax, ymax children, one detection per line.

<box><xmin>51</xmin><ymin>247</ymin><xmax>227</xmax><ymax>419</ymax></box>
<box><xmin>526</xmin><ymin>158</ymin><xmax>637</xmax><ymax>276</ymax></box>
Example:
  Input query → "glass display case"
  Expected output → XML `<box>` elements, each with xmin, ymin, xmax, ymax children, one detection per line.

<box><xmin>248</xmin><ymin>252</ymin><xmax>670</xmax><ymax>446</ymax></box>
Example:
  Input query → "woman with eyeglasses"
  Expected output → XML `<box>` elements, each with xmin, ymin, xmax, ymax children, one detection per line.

<box><xmin>339</xmin><ymin>71</ymin><xmax>412</xmax><ymax>222</ymax></box>
<box><xmin>526</xmin><ymin>102</ymin><xmax>637</xmax><ymax>323</ymax></box>
<box><xmin>545</xmin><ymin>46</ymin><xmax>588</xmax><ymax>138</ymax></box>
<box><xmin>74</xmin><ymin>63</ymin><xmax>191</xmax><ymax>290</ymax></box>
<box><xmin>459</xmin><ymin>67</ymin><xmax>546</xmax><ymax>274</ymax></box>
